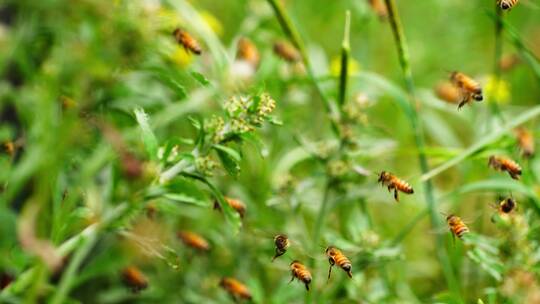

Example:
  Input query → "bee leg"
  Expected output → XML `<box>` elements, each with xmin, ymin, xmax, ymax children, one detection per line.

<box><xmin>457</xmin><ymin>99</ymin><xmax>467</xmax><ymax>110</ymax></box>
<box><xmin>327</xmin><ymin>265</ymin><xmax>333</xmax><ymax>282</ymax></box>
<box><xmin>394</xmin><ymin>189</ymin><xmax>399</xmax><ymax>202</ymax></box>
<box><xmin>304</xmin><ymin>283</ymin><xmax>310</xmax><ymax>291</ymax></box>
<box><xmin>288</xmin><ymin>275</ymin><xmax>295</xmax><ymax>284</ymax></box>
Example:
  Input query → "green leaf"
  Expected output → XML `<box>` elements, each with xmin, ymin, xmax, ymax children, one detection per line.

<box><xmin>134</xmin><ymin>107</ymin><xmax>159</xmax><ymax>161</ymax></box>
<box><xmin>157</xmin><ymin>178</ymin><xmax>210</xmax><ymax>207</ymax></box>
<box><xmin>190</xmin><ymin>71</ymin><xmax>210</xmax><ymax>86</ymax></box>
<box><xmin>214</xmin><ymin>144</ymin><xmax>241</xmax><ymax>177</ymax></box>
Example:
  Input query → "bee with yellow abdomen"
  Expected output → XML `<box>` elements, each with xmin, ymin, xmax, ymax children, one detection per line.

<box><xmin>446</xmin><ymin>214</ymin><xmax>470</xmax><ymax>240</ymax></box>
<box><xmin>368</xmin><ymin>0</ymin><xmax>388</xmax><ymax>19</ymax></box>
<box><xmin>514</xmin><ymin>127</ymin><xmax>534</xmax><ymax>158</ymax></box>
<box><xmin>219</xmin><ymin>277</ymin><xmax>252</xmax><ymax>301</ymax></box>
<box><xmin>289</xmin><ymin>261</ymin><xmax>312</xmax><ymax>291</ymax></box>
<box><xmin>497</xmin><ymin>0</ymin><xmax>519</xmax><ymax>10</ymax></box>
<box><xmin>272</xmin><ymin>234</ymin><xmax>289</xmax><ymax>261</ymax></box>
<box><xmin>449</xmin><ymin>71</ymin><xmax>483</xmax><ymax>109</ymax></box>
<box><xmin>377</xmin><ymin>171</ymin><xmax>414</xmax><ymax>202</ymax></box>
<box><xmin>236</xmin><ymin>37</ymin><xmax>260</xmax><ymax>68</ymax></box>
<box><xmin>273</xmin><ymin>41</ymin><xmax>301</xmax><ymax>63</ymax></box>
<box><xmin>325</xmin><ymin>246</ymin><xmax>352</xmax><ymax>280</ymax></box>
<box><xmin>173</xmin><ymin>28</ymin><xmax>202</xmax><ymax>55</ymax></box>
<box><xmin>499</xmin><ymin>54</ymin><xmax>521</xmax><ymax>72</ymax></box>
<box><xmin>435</xmin><ymin>82</ymin><xmax>461</xmax><ymax>104</ymax></box>
<box><xmin>488</xmin><ymin>155</ymin><xmax>522</xmax><ymax>180</ymax></box>
<box><xmin>121</xmin><ymin>266</ymin><xmax>148</xmax><ymax>293</ymax></box>
<box><xmin>177</xmin><ymin>230</ymin><xmax>210</xmax><ymax>251</ymax></box>
<box><xmin>214</xmin><ymin>197</ymin><xmax>246</xmax><ymax>218</ymax></box>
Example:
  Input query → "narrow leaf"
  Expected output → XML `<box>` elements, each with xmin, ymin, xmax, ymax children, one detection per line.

<box><xmin>134</xmin><ymin>108</ymin><xmax>159</xmax><ymax>161</ymax></box>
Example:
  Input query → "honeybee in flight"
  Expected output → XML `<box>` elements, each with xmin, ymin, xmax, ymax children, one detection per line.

<box><xmin>514</xmin><ymin>127</ymin><xmax>534</xmax><ymax>158</ymax></box>
<box><xmin>325</xmin><ymin>246</ymin><xmax>352</xmax><ymax>280</ymax></box>
<box><xmin>377</xmin><ymin>171</ymin><xmax>414</xmax><ymax>202</ymax></box>
<box><xmin>449</xmin><ymin>71</ymin><xmax>483</xmax><ymax>109</ymax></box>
<box><xmin>496</xmin><ymin>197</ymin><xmax>517</xmax><ymax>214</ymax></box>
<box><xmin>219</xmin><ymin>277</ymin><xmax>252</xmax><ymax>301</ymax></box>
<box><xmin>121</xmin><ymin>266</ymin><xmax>148</xmax><ymax>293</ymax></box>
<box><xmin>272</xmin><ymin>234</ymin><xmax>289</xmax><ymax>261</ymax></box>
<box><xmin>236</xmin><ymin>37</ymin><xmax>260</xmax><ymax>68</ymax></box>
<box><xmin>289</xmin><ymin>260</ymin><xmax>312</xmax><ymax>291</ymax></box>
<box><xmin>273</xmin><ymin>41</ymin><xmax>301</xmax><ymax>63</ymax></box>
<box><xmin>497</xmin><ymin>0</ymin><xmax>519</xmax><ymax>10</ymax></box>
<box><xmin>488</xmin><ymin>155</ymin><xmax>522</xmax><ymax>180</ymax></box>
<box><xmin>435</xmin><ymin>82</ymin><xmax>461</xmax><ymax>104</ymax></box>
<box><xmin>177</xmin><ymin>230</ymin><xmax>210</xmax><ymax>251</ymax></box>
<box><xmin>446</xmin><ymin>214</ymin><xmax>470</xmax><ymax>241</ymax></box>
<box><xmin>173</xmin><ymin>28</ymin><xmax>202</xmax><ymax>55</ymax></box>
<box><xmin>214</xmin><ymin>197</ymin><xmax>246</xmax><ymax>218</ymax></box>
<box><xmin>368</xmin><ymin>0</ymin><xmax>388</xmax><ymax>19</ymax></box>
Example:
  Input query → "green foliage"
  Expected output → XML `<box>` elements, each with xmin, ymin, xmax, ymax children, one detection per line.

<box><xmin>1</xmin><ymin>0</ymin><xmax>540</xmax><ymax>303</ymax></box>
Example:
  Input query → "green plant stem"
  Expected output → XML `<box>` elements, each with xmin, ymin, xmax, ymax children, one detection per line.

<box><xmin>421</xmin><ymin>105</ymin><xmax>540</xmax><ymax>182</ymax></box>
<box><xmin>338</xmin><ymin>11</ymin><xmax>351</xmax><ymax>109</ymax></box>
<box><xmin>267</xmin><ymin>0</ymin><xmax>342</xmax><ymax>137</ymax></box>
<box><xmin>51</xmin><ymin>229</ymin><xmax>98</xmax><ymax>304</ymax></box>
<box><xmin>312</xmin><ymin>181</ymin><xmax>331</xmax><ymax>249</ymax></box>
<box><xmin>383</xmin><ymin>0</ymin><xmax>461</xmax><ymax>299</ymax></box>
<box><xmin>490</xmin><ymin>6</ymin><xmax>505</xmax><ymax>123</ymax></box>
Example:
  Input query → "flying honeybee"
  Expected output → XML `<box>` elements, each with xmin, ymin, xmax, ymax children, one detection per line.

<box><xmin>289</xmin><ymin>261</ymin><xmax>312</xmax><ymax>291</ymax></box>
<box><xmin>173</xmin><ymin>28</ymin><xmax>202</xmax><ymax>55</ymax></box>
<box><xmin>272</xmin><ymin>234</ymin><xmax>289</xmax><ymax>261</ymax></box>
<box><xmin>3</xmin><ymin>141</ymin><xmax>14</xmax><ymax>157</ymax></box>
<box><xmin>219</xmin><ymin>277</ymin><xmax>252</xmax><ymax>301</ymax></box>
<box><xmin>377</xmin><ymin>171</ymin><xmax>414</xmax><ymax>202</ymax></box>
<box><xmin>236</xmin><ymin>37</ymin><xmax>260</xmax><ymax>68</ymax></box>
<box><xmin>435</xmin><ymin>82</ymin><xmax>461</xmax><ymax>104</ymax></box>
<box><xmin>488</xmin><ymin>155</ymin><xmax>522</xmax><ymax>180</ymax></box>
<box><xmin>496</xmin><ymin>197</ymin><xmax>517</xmax><ymax>214</ymax></box>
<box><xmin>499</xmin><ymin>54</ymin><xmax>521</xmax><ymax>72</ymax></box>
<box><xmin>273</xmin><ymin>41</ymin><xmax>301</xmax><ymax>63</ymax></box>
<box><xmin>177</xmin><ymin>230</ymin><xmax>210</xmax><ymax>251</ymax></box>
<box><xmin>449</xmin><ymin>71</ymin><xmax>483</xmax><ymax>109</ymax></box>
<box><xmin>325</xmin><ymin>246</ymin><xmax>352</xmax><ymax>280</ymax></box>
<box><xmin>497</xmin><ymin>0</ymin><xmax>519</xmax><ymax>10</ymax></box>
<box><xmin>121</xmin><ymin>266</ymin><xmax>148</xmax><ymax>293</ymax></box>
<box><xmin>214</xmin><ymin>197</ymin><xmax>246</xmax><ymax>218</ymax></box>
<box><xmin>514</xmin><ymin>127</ymin><xmax>534</xmax><ymax>158</ymax></box>
<box><xmin>368</xmin><ymin>0</ymin><xmax>388</xmax><ymax>19</ymax></box>
<box><xmin>446</xmin><ymin>214</ymin><xmax>470</xmax><ymax>240</ymax></box>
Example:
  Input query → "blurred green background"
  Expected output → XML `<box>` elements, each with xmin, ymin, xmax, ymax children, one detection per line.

<box><xmin>1</xmin><ymin>0</ymin><xmax>540</xmax><ymax>303</ymax></box>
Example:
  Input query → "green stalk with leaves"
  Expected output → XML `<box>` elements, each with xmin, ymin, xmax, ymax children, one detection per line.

<box><xmin>383</xmin><ymin>0</ymin><xmax>461</xmax><ymax>299</ymax></box>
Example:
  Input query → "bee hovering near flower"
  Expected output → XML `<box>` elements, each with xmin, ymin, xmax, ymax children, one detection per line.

<box><xmin>325</xmin><ymin>246</ymin><xmax>352</xmax><ymax>280</ymax></box>
<box><xmin>236</xmin><ymin>37</ymin><xmax>260</xmax><ymax>68</ymax></box>
<box><xmin>446</xmin><ymin>214</ymin><xmax>470</xmax><ymax>241</ymax></box>
<box><xmin>177</xmin><ymin>231</ymin><xmax>210</xmax><ymax>251</ymax></box>
<box><xmin>497</xmin><ymin>0</ymin><xmax>519</xmax><ymax>10</ymax></box>
<box><xmin>214</xmin><ymin>197</ymin><xmax>246</xmax><ymax>218</ymax></box>
<box><xmin>289</xmin><ymin>260</ymin><xmax>312</xmax><ymax>291</ymax></box>
<box><xmin>219</xmin><ymin>277</ymin><xmax>252</xmax><ymax>302</ymax></box>
<box><xmin>495</xmin><ymin>197</ymin><xmax>517</xmax><ymax>215</ymax></box>
<box><xmin>272</xmin><ymin>234</ymin><xmax>289</xmax><ymax>261</ymax></box>
<box><xmin>368</xmin><ymin>0</ymin><xmax>388</xmax><ymax>19</ymax></box>
<box><xmin>273</xmin><ymin>41</ymin><xmax>301</xmax><ymax>63</ymax></box>
<box><xmin>488</xmin><ymin>155</ymin><xmax>522</xmax><ymax>180</ymax></box>
<box><xmin>173</xmin><ymin>28</ymin><xmax>202</xmax><ymax>55</ymax></box>
<box><xmin>377</xmin><ymin>171</ymin><xmax>414</xmax><ymax>202</ymax></box>
<box><xmin>449</xmin><ymin>71</ymin><xmax>483</xmax><ymax>110</ymax></box>
<box><xmin>121</xmin><ymin>266</ymin><xmax>148</xmax><ymax>293</ymax></box>
<box><xmin>514</xmin><ymin>127</ymin><xmax>535</xmax><ymax>158</ymax></box>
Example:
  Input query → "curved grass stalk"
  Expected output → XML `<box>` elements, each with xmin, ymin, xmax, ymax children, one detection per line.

<box><xmin>266</xmin><ymin>0</ymin><xmax>342</xmax><ymax>137</ymax></box>
<box><xmin>489</xmin><ymin>6</ymin><xmax>505</xmax><ymax>122</ymax></box>
<box><xmin>421</xmin><ymin>105</ymin><xmax>540</xmax><ymax>182</ymax></box>
<box><xmin>383</xmin><ymin>0</ymin><xmax>461</xmax><ymax>299</ymax></box>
